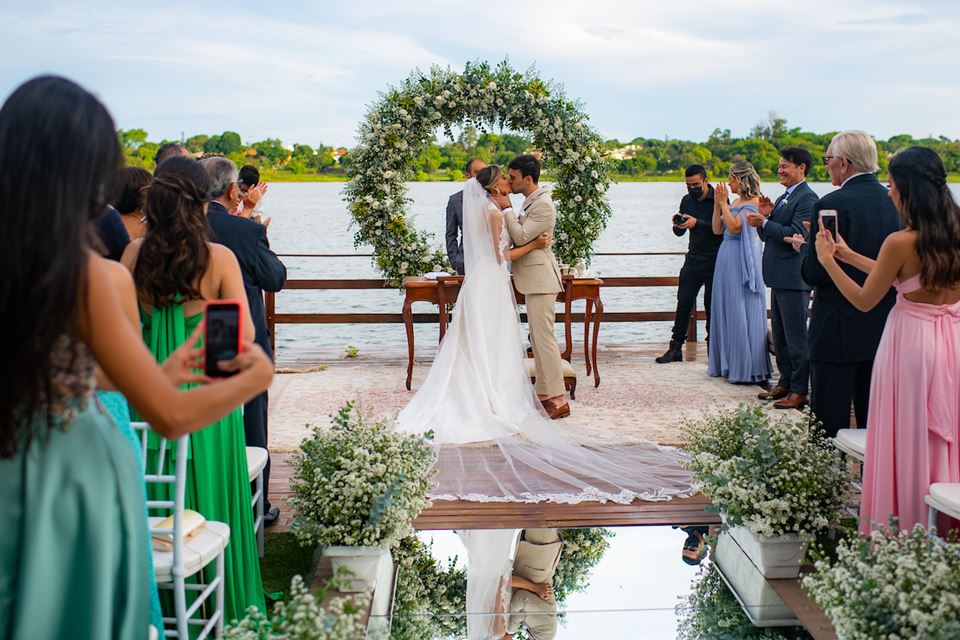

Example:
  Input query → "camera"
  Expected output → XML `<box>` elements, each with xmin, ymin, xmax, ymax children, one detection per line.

<box><xmin>673</xmin><ymin>214</ymin><xmax>686</xmax><ymax>226</ymax></box>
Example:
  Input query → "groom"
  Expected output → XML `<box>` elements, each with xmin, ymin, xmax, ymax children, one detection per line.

<box><xmin>499</xmin><ymin>154</ymin><xmax>570</xmax><ymax>419</ymax></box>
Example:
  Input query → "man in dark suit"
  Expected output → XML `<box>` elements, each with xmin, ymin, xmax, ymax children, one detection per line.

<box><xmin>801</xmin><ymin>130</ymin><xmax>902</xmax><ymax>438</ymax></box>
<box><xmin>445</xmin><ymin>158</ymin><xmax>486</xmax><ymax>274</ymax></box>
<box><xmin>746</xmin><ymin>148</ymin><xmax>818</xmax><ymax>409</ymax></box>
<box><xmin>200</xmin><ymin>156</ymin><xmax>287</xmax><ymax>525</ymax></box>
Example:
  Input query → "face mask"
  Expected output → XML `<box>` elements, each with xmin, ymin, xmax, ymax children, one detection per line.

<box><xmin>687</xmin><ymin>185</ymin><xmax>703</xmax><ymax>196</ymax></box>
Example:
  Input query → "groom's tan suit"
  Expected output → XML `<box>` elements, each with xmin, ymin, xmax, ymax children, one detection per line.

<box><xmin>503</xmin><ymin>187</ymin><xmax>565</xmax><ymax>399</ymax></box>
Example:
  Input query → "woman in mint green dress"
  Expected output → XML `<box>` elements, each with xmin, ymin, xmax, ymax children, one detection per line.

<box><xmin>0</xmin><ymin>76</ymin><xmax>274</xmax><ymax>640</ymax></box>
<box><xmin>122</xmin><ymin>155</ymin><xmax>266</xmax><ymax>622</ymax></box>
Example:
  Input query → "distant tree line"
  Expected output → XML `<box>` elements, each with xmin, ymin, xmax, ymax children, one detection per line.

<box><xmin>606</xmin><ymin>113</ymin><xmax>960</xmax><ymax>180</ymax></box>
<box><xmin>116</xmin><ymin>115</ymin><xmax>960</xmax><ymax>181</ymax></box>
<box><xmin>117</xmin><ymin>128</ymin><xmax>339</xmax><ymax>176</ymax></box>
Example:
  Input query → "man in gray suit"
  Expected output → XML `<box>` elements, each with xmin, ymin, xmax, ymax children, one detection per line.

<box><xmin>504</xmin><ymin>528</ymin><xmax>562</xmax><ymax>640</ymax></box>
<box><xmin>501</xmin><ymin>155</ymin><xmax>569</xmax><ymax>419</ymax></box>
<box><xmin>746</xmin><ymin>147</ymin><xmax>819</xmax><ymax>409</ymax></box>
<box><xmin>445</xmin><ymin>158</ymin><xmax>487</xmax><ymax>274</ymax></box>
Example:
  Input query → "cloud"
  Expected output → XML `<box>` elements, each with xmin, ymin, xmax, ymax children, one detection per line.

<box><xmin>1</xmin><ymin>0</ymin><xmax>959</xmax><ymax>143</ymax></box>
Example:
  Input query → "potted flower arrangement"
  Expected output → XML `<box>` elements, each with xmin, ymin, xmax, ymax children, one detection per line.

<box><xmin>682</xmin><ymin>405</ymin><xmax>847</xmax><ymax>578</ymax></box>
<box><xmin>224</xmin><ymin>575</ymin><xmax>369</xmax><ymax>640</ymax></box>
<box><xmin>803</xmin><ymin>524</ymin><xmax>960</xmax><ymax>639</ymax></box>
<box><xmin>290</xmin><ymin>403</ymin><xmax>436</xmax><ymax>592</ymax></box>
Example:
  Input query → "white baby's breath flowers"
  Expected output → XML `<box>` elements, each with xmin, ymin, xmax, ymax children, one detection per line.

<box><xmin>289</xmin><ymin>403</ymin><xmax>435</xmax><ymax>549</ymax></box>
<box><xmin>803</xmin><ymin>524</ymin><xmax>960</xmax><ymax>639</ymax></box>
<box><xmin>342</xmin><ymin>60</ymin><xmax>613</xmax><ymax>286</ymax></box>
<box><xmin>682</xmin><ymin>404</ymin><xmax>847</xmax><ymax>538</ymax></box>
<box><xmin>224</xmin><ymin>575</ymin><xmax>369</xmax><ymax>640</ymax></box>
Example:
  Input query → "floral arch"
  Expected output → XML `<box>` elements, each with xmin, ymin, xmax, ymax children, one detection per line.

<box><xmin>344</xmin><ymin>60</ymin><xmax>613</xmax><ymax>285</ymax></box>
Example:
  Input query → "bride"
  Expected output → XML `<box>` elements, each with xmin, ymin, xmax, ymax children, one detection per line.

<box><xmin>397</xmin><ymin>166</ymin><xmax>694</xmax><ymax>505</ymax></box>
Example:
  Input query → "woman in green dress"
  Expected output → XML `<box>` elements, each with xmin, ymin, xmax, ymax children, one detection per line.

<box><xmin>0</xmin><ymin>76</ymin><xmax>275</xmax><ymax>640</ymax></box>
<box><xmin>122</xmin><ymin>155</ymin><xmax>266</xmax><ymax>621</ymax></box>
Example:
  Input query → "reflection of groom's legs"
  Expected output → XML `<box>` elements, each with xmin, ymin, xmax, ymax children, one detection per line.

<box><xmin>526</xmin><ymin>293</ymin><xmax>566</xmax><ymax>408</ymax></box>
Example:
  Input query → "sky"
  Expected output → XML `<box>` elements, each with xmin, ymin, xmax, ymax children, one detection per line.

<box><xmin>2</xmin><ymin>1</ymin><xmax>958</xmax><ymax>149</ymax></box>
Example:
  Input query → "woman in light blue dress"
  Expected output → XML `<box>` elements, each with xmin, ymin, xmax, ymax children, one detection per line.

<box><xmin>707</xmin><ymin>160</ymin><xmax>772</xmax><ymax>383</ymax></box>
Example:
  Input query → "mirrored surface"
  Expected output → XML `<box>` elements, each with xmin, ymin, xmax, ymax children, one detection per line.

<box><xmin>369</xmin><ymin>525</ymin><xmax>813</xmax><ymax>639</ymax></box>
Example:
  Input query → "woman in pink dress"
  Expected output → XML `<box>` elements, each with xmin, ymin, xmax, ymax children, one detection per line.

<box><xmin>815</xmin><ymin>146</ymin><xmax>960</xmax><ymax>535</ymax></box>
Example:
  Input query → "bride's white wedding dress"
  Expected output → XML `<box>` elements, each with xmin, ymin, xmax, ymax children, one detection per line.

<box><xmin>397</xmin><ymin>178</ymin><xmax>694</xmax><ymax>505</ymax></box>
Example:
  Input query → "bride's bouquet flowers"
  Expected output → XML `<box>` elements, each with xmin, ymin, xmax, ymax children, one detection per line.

<box><xmin>681</xmin><ymin>405</ymin><xmax>847</xmax><ymax>538</ymax></box>
<box><xmin>803</xmin><ymin>524</ymin><xmax>960</xmax><ymax>639</ymax></box>
<box><xmin>290</xmin><ymin>403</ymin><xmax>436</xmax><ymax>549</ymax></box>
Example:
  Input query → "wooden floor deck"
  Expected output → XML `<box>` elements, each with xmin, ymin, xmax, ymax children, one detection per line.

<box><xmin>265</xmin><ymin>339</ymin><xmax>837</xmax><ymax>637</ymax></box>
<box><xmin>267</xmin><ymin>452</ymin><xmax>719</xmax><ymax>532</ymax></box>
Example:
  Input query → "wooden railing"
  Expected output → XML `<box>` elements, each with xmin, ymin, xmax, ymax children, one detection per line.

<box><xmin>264</xmin><ymin>252</ymin><xmax>706</xmax><ymax>353</ymax></box>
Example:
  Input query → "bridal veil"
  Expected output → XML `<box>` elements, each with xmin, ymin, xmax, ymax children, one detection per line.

<box><xmin>397</xmin><ymin>178</ymin><xmax>694</xmax><ymax>504</ymax></box>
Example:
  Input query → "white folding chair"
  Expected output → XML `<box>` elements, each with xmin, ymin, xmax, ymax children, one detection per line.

<box><xmin>133</xmin><ymin>421</ymin><xmax>230</xmax><ymax>639</ymax></box>
<box><xmin>833</xmin><ymin>428</ymin><xmax>867</xmax><ymax>517</ymax></box>
<box><xmin>926</xmin><ymin>483</ymin><xmax>960</xmax><ymax>530</ymax></box>
<box><xmin>245</xmin><ymin>446</ymin><xmax>268</xmax><ymax>558</ymax></box>
<box><xmin>833</xmin><ymin>428</ymin><xmax>867</xmax><ymax>462</ymax></box>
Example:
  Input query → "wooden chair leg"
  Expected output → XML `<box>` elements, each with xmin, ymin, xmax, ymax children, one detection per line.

<box><xmin>568</xmin><ymin>377</ymin><xmax>577</xmax><ymax>400</ymax></box>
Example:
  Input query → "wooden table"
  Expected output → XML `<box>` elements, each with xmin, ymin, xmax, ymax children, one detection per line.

<box><xmin>402</xmin><ymin>275</ymin><xmax>603</xmax><ymax>390</ymax></box>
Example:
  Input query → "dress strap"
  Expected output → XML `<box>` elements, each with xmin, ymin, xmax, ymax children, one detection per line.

<box><xmin>894</xmin><ymin>273</ymin><xmax>923</xmax><ymax>294</ymax></box>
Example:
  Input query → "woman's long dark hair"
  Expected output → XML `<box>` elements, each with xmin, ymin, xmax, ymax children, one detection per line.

<box><xmin>889</xmin><ymin>147</ymin><xmax>960</xmax><ymax>291</ymax></box>
<box><xmin>133</xmin><ymin>155</ymin><xmax>212</xmax><ymax>309</ymax></box>
<box><xmin>0</xmin><ymin>76</ymin><xmax>121</xmax><ymax>456</ymax></box>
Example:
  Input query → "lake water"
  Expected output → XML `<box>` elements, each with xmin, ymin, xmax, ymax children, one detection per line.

<box><xmin>265</xmin><ymin>181</ymin><xmax>960</xmax><ymax>360</ymax></box>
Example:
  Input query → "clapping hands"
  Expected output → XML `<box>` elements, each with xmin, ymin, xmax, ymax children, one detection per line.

<box><xmin>714</xmin><ymin>182</ymin><xmax>729</xmax><ymax>202</ymax></box>
<box><xmin>242</xmin><ymin>182</ymin><xmax>268</xmax><ymax>210</ymax></box>
<box><xmin>757</xmin><ymin>194</ymin><xmax>775</xmax><ymax>218</ymax></box>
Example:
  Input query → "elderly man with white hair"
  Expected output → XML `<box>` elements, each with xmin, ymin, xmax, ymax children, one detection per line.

<box><xmin>800</xmin><ymin>130</ymin><xmax>902</xmax><ymax>438</ymax></box>
<box><xmin>201</xmin><ymin>155</ymin><xmax>286</xmax><ymax>526</ymax></box>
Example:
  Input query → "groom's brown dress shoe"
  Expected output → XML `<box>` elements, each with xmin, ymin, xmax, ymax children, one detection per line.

<box><xmin>773</xmin><ymin>393</ymin><xmax>808</xmax><ymax>410</ymax></box>
<box><xmin>758</xmin><ymin>385</ymin><xmax>789</xmax><ymax>401</ymax></box>
<box><xmin>546</xmin><ymin>401</ymin><xmax>571</xmax><ymax>420</ymax></box>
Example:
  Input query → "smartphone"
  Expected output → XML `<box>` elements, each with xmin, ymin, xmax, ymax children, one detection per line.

<box><xmin>820</xmin><ymin>210</ymin><xmax>839</xmax><ymax>241</ymax></box>
<box><xmin>204</xmin><ymin>301</ymin><xmax>243</xmax><ymax>378</ymax></box>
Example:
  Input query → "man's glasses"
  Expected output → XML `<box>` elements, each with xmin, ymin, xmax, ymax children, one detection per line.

<box><xmin>822</xmin><ymin>156</ymin><xmax>834</xmax><ymax>166</ymax></box>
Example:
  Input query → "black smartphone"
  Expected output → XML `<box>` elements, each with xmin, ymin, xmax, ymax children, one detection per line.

<box><xmin>205</xmin><ymin>301</ymin><xmax>242</xmax><ymax>378</ymax></box>
<box><xmin>820</xmin><ymin>210</ymin><xmax>838</xmax><ymax>241</ymax></box>
<box><xmin>673</xmin><ymin>214</ymin><xmax>686</xmax><ymax>226</ymax></box>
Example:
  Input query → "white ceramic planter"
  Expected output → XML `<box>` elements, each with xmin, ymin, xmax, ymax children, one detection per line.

<box><xmin>714</xmin><ymin>531</ymin><xmax>800</xmax><ymax>627</ymax></box>
<box><xmin>322</xmin><ymin>546</ymin><xmax>391</xmax><ymax>592</ymax></box>
<box><xmin>725</xmin><ymin>524</ymin><xmax>809</xmax><ymax>579</ymax></box>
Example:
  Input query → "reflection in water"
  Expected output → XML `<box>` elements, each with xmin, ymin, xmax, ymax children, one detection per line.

<box><xmin>390</xmin><ymin>525</ymin><xmax>814</xmax><ymax>638</ymax></box>
<box><xmin>678</xmin><ymin>525</ymin><xmax>710</xmax><ymax>566</ymax></box>
<box><xmin>391</xmin><ymin>528</ymin><xmax>614</xmax><ymax>639</ymax></box>
<box><xmin>504</xmin><ymin>529</ymin><xmax>563</xmax><ymax>639</ymax></box>
<box><xmin>390</xmin><ymin>535</ymin><xmax>467</xmax><ymax>639</ymax></box>
<box><xmin>675</xmin><ymin>562</ymin><xmax>811</xmax><ymax>640</ymax></box>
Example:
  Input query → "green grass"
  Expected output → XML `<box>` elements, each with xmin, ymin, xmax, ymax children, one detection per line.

<box><xmin>260</xmin><ymin>532</ymin><xmax>317</xmax><ymax>601</ymax></box>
